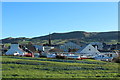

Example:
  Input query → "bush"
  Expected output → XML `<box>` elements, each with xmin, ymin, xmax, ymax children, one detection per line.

<box><xmin>112</xmin><ymin>57</ymin><xmax>120</xmax><ymax>63</ymax></box>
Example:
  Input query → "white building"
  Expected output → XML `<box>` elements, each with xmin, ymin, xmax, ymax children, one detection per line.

<box><xmin>6</xmin><ymin>44</ymin><xmax>25</xmax><ymax>55</ymax></box>
<box><xmin>34</xmin><ymin>45</ymin><xmax>54</xmax><ymax>52</ymax></box>
<box><xmin>60</xmin><ymin>42</ymin><xmax>81</xmax><ymax>52</ymax></box>
<box><xmin>76</xmin><ymin>44</ymin><xmax>100</xmax><ymax>56</ymax></box>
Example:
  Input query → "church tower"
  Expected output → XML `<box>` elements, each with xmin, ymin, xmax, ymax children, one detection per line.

<box><xmin>48</xmin><ymin>33</ymin><xmax>51</xmax><ymax>46</ymax></box>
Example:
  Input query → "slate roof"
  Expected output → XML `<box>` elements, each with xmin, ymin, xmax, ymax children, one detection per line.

<box><xmin>25</xmin><ymin>44</ymin><xmax>36</xmax><ymax>53</ymax></box>
<box><xmin>76</xmin><ymin>44</ymin><xmax>89</xmax><ymax>52</ymax></box>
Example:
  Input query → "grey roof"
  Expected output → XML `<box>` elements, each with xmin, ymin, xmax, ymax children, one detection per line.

<box><xmin>76</xmin><ymin>44</ymin><xmax>88</xmax><ymax>52</ymax></box>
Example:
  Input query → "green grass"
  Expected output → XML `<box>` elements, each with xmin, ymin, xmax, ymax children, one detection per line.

<box><xmin>1</xmin><ymin>56</ymin><xmax>120</xmax><ymax>78</ymax></box>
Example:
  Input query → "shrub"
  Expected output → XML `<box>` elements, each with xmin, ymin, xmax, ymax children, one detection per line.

<box><xmin>112</xmin><ymin>56</ymin><xmax>120</xmax><ymax>63</ymax></box>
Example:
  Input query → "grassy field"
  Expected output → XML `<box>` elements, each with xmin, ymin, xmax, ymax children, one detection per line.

<box><xmin>1</xmin><ymin>56</ymin><xmax>120</xmax><ymax>79</ymax></box>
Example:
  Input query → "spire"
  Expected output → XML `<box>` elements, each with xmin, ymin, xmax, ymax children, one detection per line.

<box><xmin>48</xmin><ymin>33</ymin><xmax>51</xmax><ymax>46</ymax></box>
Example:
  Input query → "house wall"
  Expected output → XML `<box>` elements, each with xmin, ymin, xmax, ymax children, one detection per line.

<box><xmin>100</xmin><ymin>52</ymin><xmax>118</xmax><ymax>58</ymax></box>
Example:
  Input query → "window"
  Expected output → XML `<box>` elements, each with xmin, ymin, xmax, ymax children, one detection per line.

<box><xmin>89</xmin><ymin>49</ymin><xmax>91</xmax><ymax>51</ymax></box>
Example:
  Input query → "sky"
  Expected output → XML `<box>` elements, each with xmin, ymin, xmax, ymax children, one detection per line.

<box><xmin>2</xmin><ymin>2</ymin><xmax>118</xmax><ymax>39</ymax></box>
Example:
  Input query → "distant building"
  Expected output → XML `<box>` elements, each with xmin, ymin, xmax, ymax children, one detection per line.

<box><xmin>25</xmin><ymin>42</ymin><xmax>36</xmax><ymax>53</ymax></box>
<box><xmin>34</xmin><ymin>45</ymin><xmax>56</xmax><ymax>52</ymax></box>
<box><xmin>34</xmin><ymin>45</ymin><xmax>44</xmax><ymax>51</ymax></box>
<box><xmin>90</xmin><ymin>42</ymin><xmax>103</xmax><ymax>50</ymax></box>
<box><xmin>6</xmin><ymin>43</ymin><xmax>25</xmax><ymax>55</ymax></box>
<box><xmin>49</xmin><ymin>48</ymin><xmax>64</xmax><ymax>53</ymax></box>
<box><xmin>103</xmin><ymin>44</ymin><xmax>111</xmax><ymax>51</ymax></box>
<box><xmin>43</xmin><ymin>46</ymin><xmax>54</xmax><ymax>52</ymax></box>
<box><xmin>59</xmin><ymin>42</ymin><xmax>81</xmax><ymax>52</ymax></box>
<box><xmin>102</xmin><ymin>43</ymin><xmax>120</xmax><ymax>51</ymax></box>
<box><xmin>99</xmin><ymin>50</ymin><xmax>118</xmax><ymax>58</ymax></box>
<box><xmin>76</xmin><ymin>44</ymin><xmax>100</xmax><ymax>56</ymax></box>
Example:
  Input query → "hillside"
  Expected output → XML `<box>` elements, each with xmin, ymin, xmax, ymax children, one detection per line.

<box><xmin>1</xmin><ymin>31</ymin><xmax>119</xmax><ymax>44</ymax></box>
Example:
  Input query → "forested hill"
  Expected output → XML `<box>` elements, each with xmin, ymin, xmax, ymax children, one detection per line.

<box><xmin>2</xmin><ymin>31</ymin><xmax>119</xmax><ymax>44</ymax></box>
<box><xmin>33</xmin><ymin>31</ymin><xmax>118</xmax><ymax>40</ymax></box>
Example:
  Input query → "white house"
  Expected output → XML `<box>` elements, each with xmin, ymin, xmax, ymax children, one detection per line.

<box><xmin>76</xmin><ymin>44</ymin><xmax>100</xmax><ymax>56</ymax></box>
<box><xmin>6</xmin><ymin>44</ymin><xmax>25</xmax><ymax>55</ymax></box>
<box><xmin>59</xmin><ymin>42</ymin><xmax>81</xmax><ymax>52</ymax></box>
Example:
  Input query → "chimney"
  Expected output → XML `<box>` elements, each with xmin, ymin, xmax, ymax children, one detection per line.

<box><xmin>95</xmin><ymin>46</ymin><xmax>98</xmax><ymax>50</ymax></box>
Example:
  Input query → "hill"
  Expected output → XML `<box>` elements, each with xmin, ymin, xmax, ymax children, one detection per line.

<box><xmin>32</xmin><ymin>31</ymin><xmax>118</xmax><ymax>41</ymax></box>
<box><xmin>1</xmin><ymin>31</ymin><xmax>119</xmax><ymax>44</ymax></box>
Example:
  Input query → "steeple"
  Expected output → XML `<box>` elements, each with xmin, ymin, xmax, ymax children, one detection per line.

<box><xmin>48</xmin><ymin>33</ymin><xmax>51</xmax><ymax>46</ymax></box>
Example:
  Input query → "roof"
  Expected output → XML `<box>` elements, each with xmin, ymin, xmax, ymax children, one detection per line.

<box><xmin>103</xmin><ymin>45</ymin><xmax>111</xmax><ymax>50</ymax></box>
<box><xmin>76</xmin><ymin>44</ymin><xmax>88</xmax><ymax>52</ymax></box>
<box><xmin>49</xmin><ymin>48</ymin><xmax>63</xmax><ymax>52</ymax></box>
<box><xmin>64</xmin><ymin>42</ymin><xmax>81</xmax><ymax>47</ymax></box>
<box><xmin>99</xmin><ymin>50</ymin><xmax>113</xmax><ymax>53</ymax></box>
<box><xmin>64</xmin><ymin>41</ymin><xmax>86</xmax><ymax>46</ymax></box>
<box><xmin>25</xmin><ymin>44</ymin><xmax>36</xmax><ymax>53</ymax></box>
